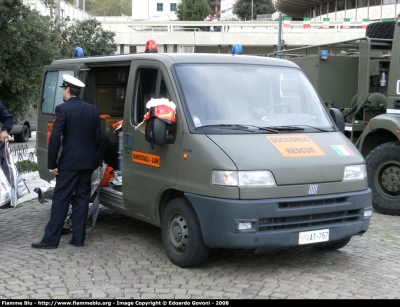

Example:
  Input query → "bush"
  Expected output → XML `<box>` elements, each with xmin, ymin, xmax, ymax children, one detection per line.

<box><xmin>15</xmin><ymin>160</ymin><xmax>38</xmax><ymax>173</ymax></box>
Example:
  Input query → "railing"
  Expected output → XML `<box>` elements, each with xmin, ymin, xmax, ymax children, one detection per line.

<box><xmin>9</xmin><ymin>144</ymin><xmax>37</xmax><ymax>174</ymax></box>
<box><xmin>102</xmin><ymin>20</ymin><xmax>370</xmax><ymax>34</ymax></box>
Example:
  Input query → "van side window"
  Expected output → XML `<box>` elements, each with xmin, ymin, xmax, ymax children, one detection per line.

<box><xmin>132</xmin><ymin>68</ymin><xmax>170</xmax><ymax>125</ymax></box>
<box><xmin>41</xmin><ymin>70</ymin><xmax>74</xmax><ymax>114</ymax></box>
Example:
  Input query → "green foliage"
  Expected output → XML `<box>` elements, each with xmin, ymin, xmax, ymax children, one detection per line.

<box><xmin>233</xmin><ymin>0</ymin><xmax>276</xmax><ymax>20</ymax></box>
<box><xmin>84</xmin><ymin>0</ymin><xmax>132</xmax><ymax>16</ymax></box>
<box><xmin>58</xmin><ymin>18</ymin><xmax>117</xmax><ymax>58</ymax></box>
<box><xmin>0</xmin><ymin>0</ymin><xmax>62</xmax><ymax>121</ymax></box>
<box><xmin>0</xmin><ymin>1</ymin><xmax>117</xmax><ymax>122</ymax></box>
<box><xmin>176</xmin><ymin>0</ymin><xmax>210</xmax><ymax>21</ymax></box>
<box><xmin>15</xmin><ymin>160</ymin><xmax>38</xmax><ymax>173</ymax></box>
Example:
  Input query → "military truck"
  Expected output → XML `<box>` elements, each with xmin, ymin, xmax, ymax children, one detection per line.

<box><xmin>36</xmin><ymin>46</ymin><xmax>372</xmax><ymax>267</ymax></box>
<box><xmin>271</xmin><ymin>20</ymin><xmax>400</xmax><ymax>215</ymax></box>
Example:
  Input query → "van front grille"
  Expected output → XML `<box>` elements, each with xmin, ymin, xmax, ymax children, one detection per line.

<box><xmin>279</xmin><ymin>197</ymin><xmax>346</xmax><ymax>208</ymax></box>
<box><xmin>258</xmin><ymin>209</ymin><xmax>360</xmax><ymax>231</ymax></box>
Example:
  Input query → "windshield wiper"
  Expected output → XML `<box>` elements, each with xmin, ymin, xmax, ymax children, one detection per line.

<box><xmin>269</xmin><ymin>125</ymin><xmax>331</xmax><ymax>132</ymax></box>
<box><xmin>268</xmin><ymin>125</ymin><xmax>305</xmax><ymax>131</ymax></box>
<box><xmin>195</xmin><ymin>124</ymin><xmax>280</xmax><ymax>133</ymax></box>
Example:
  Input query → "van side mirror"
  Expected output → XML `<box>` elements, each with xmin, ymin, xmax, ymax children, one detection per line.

<box><xmin>329</xmin><ymin>108</ymin><xmax>345</xmax><ymax>133</ymax></box>
<box><xmin>145</xmin><ymin>117</ymin><xmax>176</xmax><ymax>147</ymax></box>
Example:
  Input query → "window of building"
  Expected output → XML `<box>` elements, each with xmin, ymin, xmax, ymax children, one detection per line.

<box><xmin>315</xmin><ymin>5</ymin><xmax>320</xmax><ymax>16</ymax></box>
<box><xmin>322</xmin><ymin>3</ymin><xmax>328</xmax><ymax>14</ymax></box>
<box><xmin>347</xmin><ymin>0</ymin><xmax>356</xmax><ymax>9</ymax></box>
<box><xmin>157</xmin><ymin>3</ymin><xmax>163</xmax><ymax>11</ymax></box>
<box><xmin>328</xmin><ymin>0</ymin><xmax>336</xmax><ymax>13</ymax></box>
<box><xmin>337</xmin><ymin>0</ymin><xmax>345</xmax><ymax>11</ymax></box>
<box><xmin>357</xmin><ymin>0</ymin><xmax>368</xmax><ymax>8</ymax></box>
<box><xmin>170</xmin><ymin>3</ymin><xmax>176</xmax><ymax>11</ymax></box>
<box><xmin>369</xmin><ymin>0</ymin><xmax>382</xmax><ymax>5</ymax></box>
<box><xmin>382</xmin><ymin>0</ymin><xmax>397</xmax><ymax>4</ymax></box>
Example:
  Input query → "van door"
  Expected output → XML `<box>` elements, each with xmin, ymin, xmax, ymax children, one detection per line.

<box><xmin>38</xmin><ymin>65</ymin><xmax>82</xmax><ymax>181</ymax></box>
<box><xmin>122</xmin><ymin>61</ymin><xmax>181</xmax><ymax>222</ymax></box>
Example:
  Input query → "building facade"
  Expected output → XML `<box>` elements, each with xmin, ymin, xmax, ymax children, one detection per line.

<box><xmin>131</xmin><ymin>0</ymin><xmax>179</xmax><ymax>20</ymax></box>
<box><xmin>23</xmin><ymin>0</ymin><xmax>92</xmax><ymax>21</ymax></box>
<box><xmin>275</xmin><ymin>0</ymin><xmax>400</xmax><ymax>21</ymax></box>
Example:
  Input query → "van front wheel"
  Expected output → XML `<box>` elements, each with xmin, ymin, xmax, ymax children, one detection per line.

<box><xmin>162</xmin><ymin>197</ymin><xmax>210</xmax><ymax>268</ymax></box>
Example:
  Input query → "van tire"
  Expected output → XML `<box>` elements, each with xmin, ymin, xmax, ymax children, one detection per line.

<box><xmin>366</xmin><ymin>141</ymin><xmax>400</xmax><ymax>215</ymax></box>
<box><xmin>14</xmin><ymin>125</ymin><xmax>30</xmax><ymax>143</ymax></box>
<box><xmin>366</xmin><ymin>21</ymin><xmax>395</xmax><ymax>39</ymax></box>
<box><xmin>314</xmin><ymin>237</ymin><xmax>351</xmax><ymax>251</ymax></box>
<box><xmin>162</xmin><ymin>197</ymin><xmax>210</xmax><ymax>268</ymax></box>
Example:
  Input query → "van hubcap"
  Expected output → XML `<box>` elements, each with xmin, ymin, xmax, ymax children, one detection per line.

<box><xmin>169</xmin><ymin>213</ymin><xmax>188</xmax><ymax>253</ymax></box>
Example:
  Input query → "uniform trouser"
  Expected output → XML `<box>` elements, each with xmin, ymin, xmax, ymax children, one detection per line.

<box><xmin>41</xmin><ymin>169</ymin><xmax>93</xmax><ymax>247</ymax></box>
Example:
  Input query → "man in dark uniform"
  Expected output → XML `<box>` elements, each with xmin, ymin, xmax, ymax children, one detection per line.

<box><xmin>32</xmin><ymin>74</ymin><xmax>101</xmax><ymax>249</ymax></box>
<box><xmin>0</xmin><ymin>102</ymin><xmax>13</xmax><ymax>143</ymax></box>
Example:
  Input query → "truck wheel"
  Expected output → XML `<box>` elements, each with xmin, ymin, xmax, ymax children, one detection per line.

<box><xmin>366</xmin><ymin>141</ymin><xmax>400</xmax><ymax>215</ymax></box>
<box><xmin>14</xmin><ymin>125</ymin><xmax>30</xmax><ymax>143</ymax></box>
<box><xmin>314</xmin><ymin>237</ymin><xmax>351</xmax><ymax>251</ymax></box>
<box><xmin>161</xmin><ymin>197</ymin><xmax>210</xmax><ymax>268</ymax></box>
<box><xmin>366</xmin><ymin>21</ymin><xmax>395</xmax><ymax>39</ymax></box>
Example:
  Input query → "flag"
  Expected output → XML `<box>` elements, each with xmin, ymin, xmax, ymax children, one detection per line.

<box><xmin>362</xmin><ymin>18</ymin><xmax>369</xmax><ymax>29</ymax></box>
<box><xmin>284</xmin><ymin>17</ymin><xmax>291</xmax><ymax>28</ymax></box>
<box><xmin>323</xmin><ymin>18</ymin><xmax>330</xmax><ymax>29</ymax></box>
<box><xmin>342</xmin><ymin>18</ymin><xmax>350</xmax><ymax>29</ymax></box>
<box><xmin>303</xmin><ymin>17</ymin><xmax>311</xmax><ymax>29</ymax></box>
<box><xmin>331</xmin><ymin>145</ymin><xmax>354</xmax><ymax>156</ymax></box>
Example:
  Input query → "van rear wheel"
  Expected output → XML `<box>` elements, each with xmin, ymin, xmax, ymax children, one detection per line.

<box><xmin>162</xmin><ymin>197</ymin><xmax>210</xmax><ymax>268</ymax></box>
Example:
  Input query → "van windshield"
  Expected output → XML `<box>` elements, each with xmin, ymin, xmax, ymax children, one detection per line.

<box><xmin>174</xmin><ymin>64</ymin><xmax>335</xmax><ymax>133</ymax></box>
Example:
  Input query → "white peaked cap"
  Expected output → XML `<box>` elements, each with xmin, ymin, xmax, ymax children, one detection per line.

<box><xmin>61</xmin><ymin>74</ymin><xmax>85</xmax><ymax>88</ymax></box>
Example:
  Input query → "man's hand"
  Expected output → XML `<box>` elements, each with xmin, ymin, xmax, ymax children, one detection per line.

<box><xmin>49</xmin><ymin>168</ymin><xmax>58</xmax><ymax>175</ymax></box>
<box><xmin>0</xmin><ymin>130</ymin><xmax>9</xmax><ymax>143</ymax></box>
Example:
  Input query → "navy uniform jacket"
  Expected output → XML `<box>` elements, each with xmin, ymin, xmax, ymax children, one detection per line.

<box><xmin>48</xmin><ymin>97</ymin><xmax>101</xmax><ymax>171</ymax></box>
<box><xmin>0</xmin><ymin>102</ymin><xmax>14</xmax><ymax>133</ymax></box>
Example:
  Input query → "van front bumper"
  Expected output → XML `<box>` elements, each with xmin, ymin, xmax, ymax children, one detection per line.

<box><xmin>185</xmin><ymin>189</ymin><xmax>372</xmax><ymax>249</ymax></box>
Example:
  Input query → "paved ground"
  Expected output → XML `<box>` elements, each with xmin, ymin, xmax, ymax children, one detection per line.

<box><xmin>1</xmin><ymin>190</ymin><xmax>400</xmax><ymax>299</ymax></box>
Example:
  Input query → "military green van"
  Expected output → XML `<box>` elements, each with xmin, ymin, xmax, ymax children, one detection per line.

<box><xmin>37</xmin><ymin>51</ymin><xmax>372</xmax><ymax>267</ymax></box>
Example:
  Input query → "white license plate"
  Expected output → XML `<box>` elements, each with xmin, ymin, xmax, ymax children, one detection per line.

<box><xmin>299</xmin><ymin>229</ymin><xmax>329</xmax><ymax>245</ymax></box>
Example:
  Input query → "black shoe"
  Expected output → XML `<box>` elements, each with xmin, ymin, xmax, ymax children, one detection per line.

<box><xmin>69</xmin><ymin>240</ymin><xmax>83</xmax><ymax>247</ymax></box>
<box><xmin>31</xmin><ymin>242</ymin><xmax>57</xmax><ymax>249</ymax></box>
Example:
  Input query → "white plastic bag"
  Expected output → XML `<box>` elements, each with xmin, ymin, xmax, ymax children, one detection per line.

<box><xmin>0</xmin><ymin>166</ymin><xmax>11</xmax><ymax>206</ymax></box>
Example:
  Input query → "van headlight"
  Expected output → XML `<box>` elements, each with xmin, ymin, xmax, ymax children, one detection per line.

<box><xmin>212</xmin><ymin>171</ymin><xmax>276</xmax><ymax>187</ymax></box>
<box><xmin>343</xmin><ymin>164</ymin><xmax>367</xmax><ymax>181</ymax></box>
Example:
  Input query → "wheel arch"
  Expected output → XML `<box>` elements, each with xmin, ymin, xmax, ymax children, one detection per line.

<box><xmin>358</xmin><ymin>115</ymin><xmax>400</xmax><ymax>158</ymax></box>
<box><xmin>157</xmin><ymin>188</ymin><xmax>185</xmax><ymax>224</ymax></box>
<box><xmin>360</xmin><ymin>128</ymin><xmax>398</xmax><ymax>158</ymax></box>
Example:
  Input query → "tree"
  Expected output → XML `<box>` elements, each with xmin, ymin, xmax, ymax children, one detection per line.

<box><xmin>0</xmin><ymin>0</ymin><xmax>62</xmax><ymax>120</ymax></box>
<box><xmin>176</xmin><ymin>0</ymin><xmax>210</xmax><ymax>21</ymax></box>
<box><xmin>84</xmin><ymin>0</ymin><xmax>132</xmax><ymax>16</ymax></box>
<box><xmin>0</xmin><ymin>1</ymin><xmax>117</xmax><ymax>121</ymax></box>
<box><xmin>233</xmin><ymin>0</ymin><xmax>276</xmax><ymax>21</ymax></box>
<box><xmin>58</xmin><ymin>18</ymin><xmax>117</xmax><ymax>58</ymax></box>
